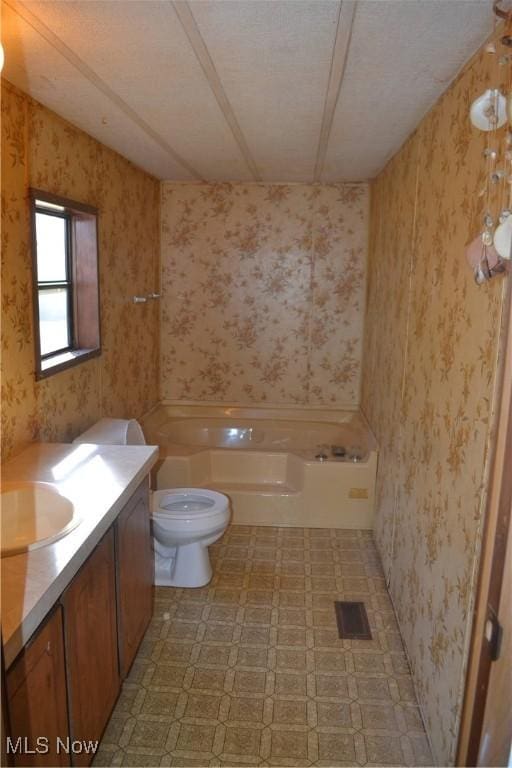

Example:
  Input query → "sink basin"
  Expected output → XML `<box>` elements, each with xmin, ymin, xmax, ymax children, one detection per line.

<box><xmin>1</xmin><ymin>481</ymin><xmax>80</xmax><ymax>557</ymax></box>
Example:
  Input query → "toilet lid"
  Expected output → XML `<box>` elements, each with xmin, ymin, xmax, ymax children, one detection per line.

<box><xmin>153</xmin><ymin>489</ymin><xmax>228</xmax><ymax>519</ymax></box>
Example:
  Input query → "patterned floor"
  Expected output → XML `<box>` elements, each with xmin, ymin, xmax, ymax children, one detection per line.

<box><xmin>94</xmin><ymin>526</ymin><xmax>433</xmax><ymax>767</ymax></box>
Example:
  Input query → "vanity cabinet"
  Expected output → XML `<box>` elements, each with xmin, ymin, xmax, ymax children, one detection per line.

<box><xmin>115</xmin><ymin>479</ymin><xmax>153</xmax><ymax>678</ymax></box>
<box><xmin>61</xmin><ymin>528</ymin><xmax>119</xmax><ymax>767</ymax></box>
<box><xmin>6</xmin><ymin>607</ymin><xmax>69</xmax><ymax>767</ymax></box>
<box><xmin>3</xmin><ymin>477</ymin><xmax>154</xmax><ymax>768</ymax></box>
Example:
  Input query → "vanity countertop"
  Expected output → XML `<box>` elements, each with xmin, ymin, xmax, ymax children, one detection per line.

<box><xmin>1</xmin><ymin>441</ymin><xmax>158</xmax><ymax>667</ymax></box>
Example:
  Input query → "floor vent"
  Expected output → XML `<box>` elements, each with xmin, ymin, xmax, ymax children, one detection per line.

<box><xmin>334</xmin><ymin>601</ymin><xmax>372</xmax><ymax>640</ymax></box>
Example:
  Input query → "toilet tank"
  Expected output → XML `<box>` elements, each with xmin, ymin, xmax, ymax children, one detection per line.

<box><xmin>73</xmin><ymin>418</ymin><xmax>146</xmax><ymax>446</ymax></box>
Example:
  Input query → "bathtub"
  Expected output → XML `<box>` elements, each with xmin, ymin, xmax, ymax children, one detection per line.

<box><xmin>142</xmin><ymin>405</ymin><xmax>378</xmax><ymax>529</ymax></box>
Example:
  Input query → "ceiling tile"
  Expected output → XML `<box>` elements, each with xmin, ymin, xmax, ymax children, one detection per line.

<box><xmin>322</xmin><ymin>0</ymin><xmax>494</xmax><ymax>181</ymax></box>
<box><xmin>1</xmin><ymin>0</ymin><xmax>494</xmax><ymax>182</ymax></box>
<box><xmin>190</xmin><ymin>0</ymin><xmax>341</xmax><ymax>182</ymax></box>
<box><xmin>2</xmin><ymin>0</ymin><xmax>194</xmax><ymax>179</ymax></box>
<box><xmin>11</xmin><ymin>0</ymin><xmax>254</xmax><ymax>180</ymax></box>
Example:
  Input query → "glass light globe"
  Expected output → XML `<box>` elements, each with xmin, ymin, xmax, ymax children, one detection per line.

<box><xmin>493</xmin><ymin>216</ymin><xmax>512</xmax><ymax>260</ymax></box>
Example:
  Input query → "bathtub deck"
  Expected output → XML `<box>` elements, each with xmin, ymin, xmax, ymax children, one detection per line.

<box><xmin>155</xmin><ymin>448</ymin><xmax>378</xmax><ymax>529</ymax></box>
<box><xmin>94</xmin><ymin>525</ymin><xmax>432</xmax><ymax>767</ymax></box>
<box><xmin>206</xmin><ymin>481</ymin><xmax>300</xmax><ymax>495</ymax></box>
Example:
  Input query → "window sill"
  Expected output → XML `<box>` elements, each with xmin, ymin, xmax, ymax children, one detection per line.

<box><xmin>36</xmin><ymin>347</ymin><xmax>101</xmax><ymax>380</ymax></box>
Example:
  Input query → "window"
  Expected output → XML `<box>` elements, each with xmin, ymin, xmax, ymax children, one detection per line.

<box><xmin>30</xmin><ymin>189</ymin><xmax>101</xmax><ymax>379</ymax></box>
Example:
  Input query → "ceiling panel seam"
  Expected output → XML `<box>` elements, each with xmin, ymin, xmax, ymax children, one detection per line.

<box><xmin>314</xmin><ymin>0</ymin><xmax>356</xmax><ymax>182</ymax></box>
<box><xmin>6</xmin><ymin>0</ymin><xmax>202</xmax><ymax>179</ymax></box>
<box><xmin>172</xmin><ymin>0</ymin><xmax>261</xmax><ymax>182</ymax></box>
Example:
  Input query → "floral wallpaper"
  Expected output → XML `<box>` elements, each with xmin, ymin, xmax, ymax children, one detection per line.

<box><xmin>362</xmin><ymin>42</ymin><xmax>507</xmax><ymax>765</ymax></box>
<box><xmin>160</xmin><ymin>182</ymin><xmax>368</xmax><ymax>407</ymax></box>
<box><xmin>1</xmin><ymin>81</ymin><xmax>160</xmax><ymax>461</ymax></box>
<box><xmin>5</xmin><ymin>47</ymin><xmax>507</xmax><ymax>764</ymax></box>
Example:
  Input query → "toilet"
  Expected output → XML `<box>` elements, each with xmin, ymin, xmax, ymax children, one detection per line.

<box><xmin>73</xmin><ymin>418</ymin><xmax>230</xmax><ymax>588</ymax></box>
<box><xmin>152</xmin><ymin>488</ymin><xmax>229</xmax><ymax>587</ymax></box>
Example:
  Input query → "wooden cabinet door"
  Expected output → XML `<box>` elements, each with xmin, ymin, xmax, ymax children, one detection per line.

<box><xmin>6</xmin><ymin>607</ymin><xmax>69</xmax><ymax>767</ymax></box>
<box><xmin>115</xmin><ymin>480</ymin><xmax>154</xmax><ymax>678</ymax></box>
<box><xmin>62</xmin><ymin>528</ymin><xmax>119</xmax><ymax>767</ymax></box>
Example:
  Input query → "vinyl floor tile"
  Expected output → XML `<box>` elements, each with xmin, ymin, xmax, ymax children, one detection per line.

<box><xmin>94</xmin><ymin>526</ymin><xmax>432</xmax><ymax>767</ymax></box>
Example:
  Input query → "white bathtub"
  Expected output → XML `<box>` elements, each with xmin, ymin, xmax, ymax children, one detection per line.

<box><xmin>142</xmin><ymin>405</ymin><xmax>378</xmax><ymax>529</ymax></box>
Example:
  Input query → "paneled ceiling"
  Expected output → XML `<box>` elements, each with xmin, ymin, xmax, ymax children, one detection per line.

<box><xmin>1</xmin><ymin>0</ymin><xmax>494</xmax><ymax>182</ymax></box>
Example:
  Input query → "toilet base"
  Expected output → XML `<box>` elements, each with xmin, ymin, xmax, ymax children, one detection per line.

<box><xmin>155</xmin><ymin>541</ymin><xmax>213</xmax><ymax>588</ymax></box>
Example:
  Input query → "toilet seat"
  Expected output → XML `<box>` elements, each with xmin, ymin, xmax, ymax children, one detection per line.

<box><xmin>152</xmin><ymin>488</ymin><xmax>228</xmax><ymax>520</ymax></box>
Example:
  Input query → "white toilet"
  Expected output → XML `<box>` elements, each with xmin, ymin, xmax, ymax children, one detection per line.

<box><xmin>73</xmin><ymin>418</ymin><xmax>230</xmax><ymax>588</ymax></box>
<box><xmin>152</xmin><ymin>488</ymin><xmax>229</xmax><ymax>587</ymax></box>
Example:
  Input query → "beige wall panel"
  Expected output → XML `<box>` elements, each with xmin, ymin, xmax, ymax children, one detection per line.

<box><xmin>1</xmin><ymin>82</ymin><xmax>160</xmax><ymax>460</ymax></box>
<box><xmin>160</xmin><ymin>182</ymin><xmax>368</xmax><ymax>407</ymax></box>
<box><xmin>361</xmin><ymin>40</ymin><xmax>507</xmax><ymax>765</ymax></box>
